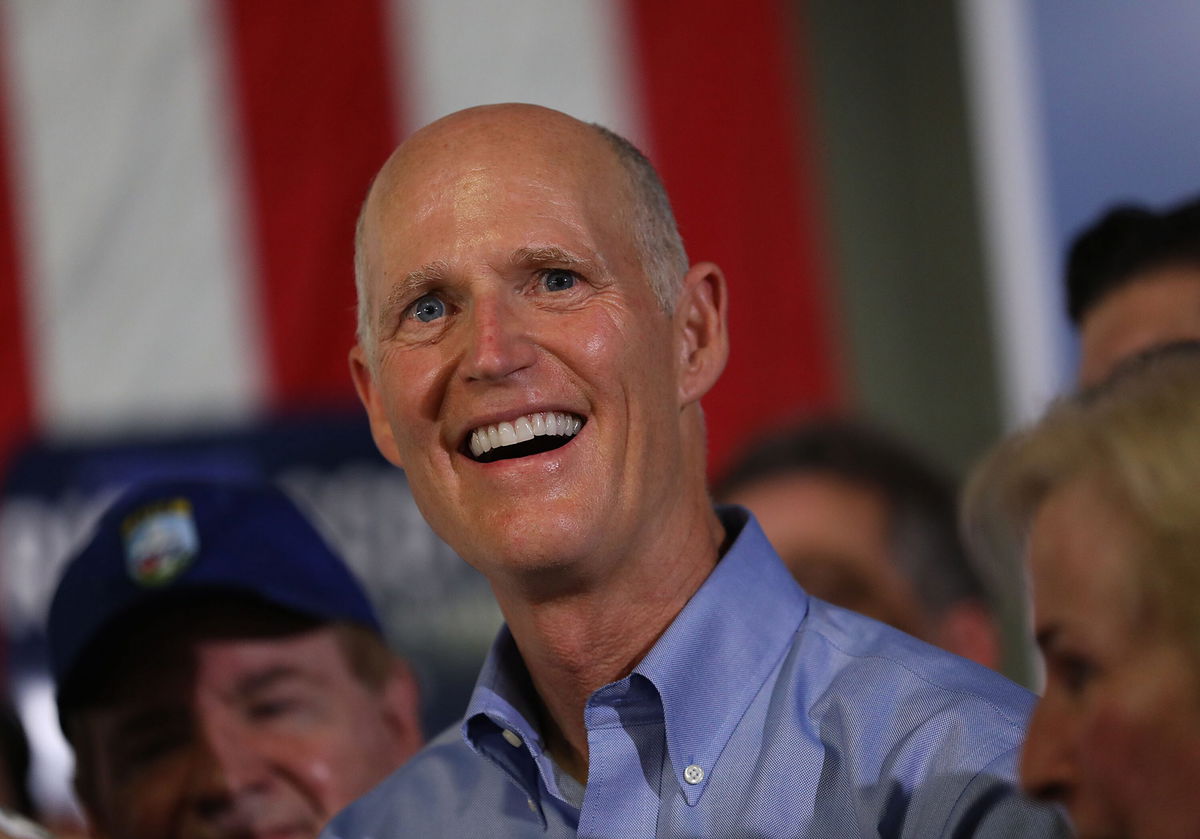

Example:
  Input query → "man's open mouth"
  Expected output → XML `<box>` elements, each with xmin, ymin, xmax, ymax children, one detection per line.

<box><xmin>466</xmin><ymin>411</ymin><xmax>584</xmax><ymax>463</ymax></box>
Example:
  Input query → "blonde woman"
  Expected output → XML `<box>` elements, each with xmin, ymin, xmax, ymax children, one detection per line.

<box><xmin>965</xmin><ymin>345</ymin><xmax>1200</xmax><ymax>839</ymax></box>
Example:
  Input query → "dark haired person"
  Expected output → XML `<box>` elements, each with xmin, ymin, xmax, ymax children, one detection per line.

<box><xmin>717</xmin><ymin>417</ymin><xmax>1001</xmax><ymax>669</ymax></box>
<box><xmin>1066</xmin><ymin>193</ymin><xmax>1200</xmax><ymax>385</ymax></box>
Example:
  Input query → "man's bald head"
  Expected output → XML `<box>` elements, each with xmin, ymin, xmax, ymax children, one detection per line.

<box><xmin>354</xmin><ymin>104</ymin><xmax>687</xmax><ymax>352</ymax></box>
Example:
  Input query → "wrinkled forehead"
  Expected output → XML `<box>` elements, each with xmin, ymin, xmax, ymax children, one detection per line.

<box><xmin>362</xmin><ymin>113</ymin><xmax>634</xmax><ymax>265</ymax></box>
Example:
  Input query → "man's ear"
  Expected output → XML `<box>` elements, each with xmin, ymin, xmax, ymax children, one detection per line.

<box><xmin>675</xmin><ymin>261</ymin><xmax>729</xmax><ymax>406</ymax></box>
<box><xmin>378</xmin><ymin>657</ymin><xmax>425</xmax><ymax>762</ymax></box>
<box><xmin>349</xmin><ymin>345</ymin><xmax>405</xmax><ymax>468</ymax></box>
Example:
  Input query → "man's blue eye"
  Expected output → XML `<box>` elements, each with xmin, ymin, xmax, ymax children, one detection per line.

<box><xmin>411</xmin><ymin>294</ymin><xmax>446</xmax><ymax>322</ymax></box>
<box><xmin>543</xmin><ymin>270</ymin><xmax>576</xmax><ymax>292</ymax></box>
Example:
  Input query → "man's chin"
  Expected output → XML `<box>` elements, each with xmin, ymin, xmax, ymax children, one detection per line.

<box><xmin>181</xmin><ymin>815</ymin><xmax>316</xmax><ymax>839</ymax></box>
<box><xmin>459</xmin><ymin>505</ymin><xmax>598</xmax><ymax>560</ymax></box>
<box><xmin>226</xmin><ymin>825</ymin><xmax>315</xmax><ymax>839</ymax></box>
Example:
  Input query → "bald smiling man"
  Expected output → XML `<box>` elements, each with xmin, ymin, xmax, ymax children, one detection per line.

<box><xmin>324</xmin><ymin>104</ymin><xmax>1068</xmax><ymax>838</ymax></box>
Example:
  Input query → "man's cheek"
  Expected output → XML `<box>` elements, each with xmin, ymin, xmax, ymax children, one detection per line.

<box><xmin>105</xmin><ymin>781</ymin><xmax>174</xmax><ymax>839</ymax></box>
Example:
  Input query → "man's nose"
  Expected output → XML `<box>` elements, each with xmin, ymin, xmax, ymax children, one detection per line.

<box><xmin>185</xmin><ymin>717</ymin><xmax>271</xmax><ymax>818</ymax></box>
<box><xmin>460</xmin><ymin>293</ymin><xmax>537</xmax><ymax>382</ymax></box>
<box><xmin>1019</xmin><ymin>696</ymin><xmax>1077</xmax><ymax>803</ymax></box>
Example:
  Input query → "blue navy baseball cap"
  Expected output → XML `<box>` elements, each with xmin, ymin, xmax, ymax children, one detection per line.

<box><xmin>48</xmin><ymin>477</ymin><xmax>383</xmax><ymax>697</ymax></box>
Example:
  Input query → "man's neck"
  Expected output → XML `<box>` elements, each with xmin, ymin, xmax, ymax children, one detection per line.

<box><xmin>494</xmin><ymin>503</ymin><xmax>727</xmax><ymax>783</ymax></box>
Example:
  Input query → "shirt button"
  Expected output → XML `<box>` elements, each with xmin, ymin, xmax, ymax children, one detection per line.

<box><xmin>684</xmin><ymin>764</ymin><xmax>704</xmax><ymax>785</ymax></box>
<box><xmin>502</xmin><ymin>728</ymin><xmax>524</xmax><ymax>748</ymax></box>
<box><xmin>527</xmin><ymin>797</ymin><xmax>538</xmax><ymax>813</ymax></box>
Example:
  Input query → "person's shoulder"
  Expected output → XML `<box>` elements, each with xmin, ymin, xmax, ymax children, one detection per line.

<box><xmin>796</xmin><ymin>598</ymin><xmax>1034</xmax><ymax>737</ymax></box>
<box><xmin>322</xmin><ymin>725</ymin><xmax>497</xmax><ymax>837</ymax></box>
<box><xmin>787</xmin><ymin>601</ymin><xmax>1072</xmax><ymax>836</ymax></box>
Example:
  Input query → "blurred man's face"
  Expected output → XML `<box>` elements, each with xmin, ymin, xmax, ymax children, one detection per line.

<box><xmin>1078</xmin><ymin>266</ymin><xmax>1200</xmax><ymax>386</ymax></box>
<box><xmin>725</xmin><ymin>474</ymin><xmax>927</xmax><ymax>638</ymax></box>
<box><xmin>73</xmin><ymin>613</ymin><xmax>420</xmax><ymax>839</ymax></box>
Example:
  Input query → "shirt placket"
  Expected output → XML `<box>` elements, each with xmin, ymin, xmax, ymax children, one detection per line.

<box><xmin>576</xmin><ymin>680</ymin><xmax>668</xmax><ymax>839</ymax></box>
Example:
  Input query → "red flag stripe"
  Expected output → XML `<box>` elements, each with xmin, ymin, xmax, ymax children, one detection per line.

<box><xmin>0</xmin><ymin>20</ymin><xmax>34</xmax><ymax>473</ymax></box>
<box><xmin>218</xmin><ymin>0</ymin><xmax>402</xmax><ymax>412</ymax></box>
<box><xmin>624</xmin><ymin>0</ymin><xmax>842</xmax><ymax>475</ymax></box>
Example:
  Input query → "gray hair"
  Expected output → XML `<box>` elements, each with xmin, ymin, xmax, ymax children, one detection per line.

<box><xmin>354</xmin><ymin>192</ymin><xmax>377</xmax><ymax>350</ymax></box>
<box><xmin>353</xmin><ymin>122</ymin><xmax>688</xmax><ymax>353</ymax></box>
<box><xmin>587</xmin><ymin>123</ymin><xmax>689</xmax><ymax>311</ymax></box>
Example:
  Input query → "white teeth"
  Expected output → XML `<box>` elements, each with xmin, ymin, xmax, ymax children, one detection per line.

<box><xmin>514</xmin><ymin>416</ymin><xmax>534</xmax><ymax>442</ymax></box>
<box><xmin>470</xmin><ymin>434</ymin><xmax>486</xmax><ymax>458</ymax></box>
<box><xmin>468</xmin><ymin>411</ymin><xmax>584</xmax><ymax>458</ymax></box>
<box><xmin>498</xmin><ymin>421</ymin><xmax>517</xmax><ymax>446</ymax></box>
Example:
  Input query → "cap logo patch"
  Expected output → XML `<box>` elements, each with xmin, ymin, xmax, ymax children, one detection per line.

<box><xmin>122</xmin><ymin>498</ymin><xmax>199</xmax><ymax>587</ymax></box>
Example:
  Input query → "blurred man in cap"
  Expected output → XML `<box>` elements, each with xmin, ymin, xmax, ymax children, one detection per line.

<box><xmin>44</xmin><ymin>477</ymin><xmax>422</xmax><ymax>839</ymax></box>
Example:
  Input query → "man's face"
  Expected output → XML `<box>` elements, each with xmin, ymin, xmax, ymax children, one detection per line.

<box><xmin>725</xmin><ymin>474</ymin><xmax>927</xmax><ymax>638</ymax></box>
<box><xmin>353</xmin><ymin>109</ymin><xmax>710</xmax><ymax>585</ymax></box>
<box><xmin>75</xmin><ymin>616</ymin><xmax>420</xmax><ymax>839</ymax></box>
<box><xmin>1078</xmin><ymin>265</ymin><xmax>1200</xmax><ymax>386</ymax></box>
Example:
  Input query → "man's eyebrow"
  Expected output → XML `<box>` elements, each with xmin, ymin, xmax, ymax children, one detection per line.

<box><xmin>235</xmin><ymin>664</ymin><xmax>320</xmax><ymax>698</ymax></box>
<box><xmin>378</xmin><ymin>260</ymin><xmax>450</xmax><ymax>328</ymax></box>
<box><xmin>510</xmin><ymin>245</ymin><xmax>593</xmax><ymax>270</ymax></box>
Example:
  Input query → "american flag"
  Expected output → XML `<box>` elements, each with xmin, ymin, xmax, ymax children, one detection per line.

<box><xmin>0</xmin><ymin>0</ymin><xmax>841</xmax><ymax>483</ymax></box>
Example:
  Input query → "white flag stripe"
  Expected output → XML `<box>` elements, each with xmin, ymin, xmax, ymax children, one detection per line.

<box><xmin>3</xmin><ymin>0</ymin><xmax>263</xmax><ymax>439</ymax></box>
<box><xmin>391</xmin><ymin>0</ymin><xmax>644</xmax><ymax>147</ymax></box>
<box><xmin>959</xmin><ymin>0</ymin><xmax>1064</xmax><ymax>427</ymax></box>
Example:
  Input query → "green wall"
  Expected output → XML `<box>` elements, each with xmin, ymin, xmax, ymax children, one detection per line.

<box><xmin>796</xmin><ymin>0</ymin><xmax>1002</xmax><ymax>478</ymax></box>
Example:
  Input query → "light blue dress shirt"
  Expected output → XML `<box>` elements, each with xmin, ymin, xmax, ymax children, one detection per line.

<box><xmin>324</xmin><ymin>509</ymin><xmax>1068</xmax><ymax>837</ymax></box>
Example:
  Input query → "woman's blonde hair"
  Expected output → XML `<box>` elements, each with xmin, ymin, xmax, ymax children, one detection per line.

<box><xmin>964</xmin><ymin>345</ymin><xmax>1200</xmax><ymax>651</ymax></box>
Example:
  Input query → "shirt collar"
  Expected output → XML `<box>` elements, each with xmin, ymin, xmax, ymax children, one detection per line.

<box><xmin>461</xmin><ymin>507</ymin><xmax>809</xmax><ymax>806</ymax></box>
<box><xmin>465</xmin><ymin>624</ymin><xmax>544</xmax><ymax>750</ymax></box>
<box><xmin>461</xmin><ymin>626</ymin><xmax>554</xmax><ymax>819</ymax></box>
<box><xmin>634</xmin><ymin>506</ymin><xmax>809</xmax><ymax>803</ymax></box>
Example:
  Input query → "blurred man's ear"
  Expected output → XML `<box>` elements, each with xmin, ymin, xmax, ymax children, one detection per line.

<box><xmin>378</xmin><ymin>657</ymin><xmax>424</xmax><ymax>763</ymax></box>
<box><xmin>675</xmin><ymin>261</ymin><xmax>729</xmax><ymax>407</ymax></box>
<box><xmin>349</xmin><ymin>345</ymin><xmax>405</xmax><ymax>469</ymax></box>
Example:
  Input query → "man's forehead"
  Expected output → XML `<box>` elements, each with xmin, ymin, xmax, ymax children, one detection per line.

<box><xmin>101</xmin><ymin>621</ymin><xmax>342</xmax><ymax>699</ymax></box>
<box><xmin>364</xmin><ymin>128</ymin><xmax>635</xmax><ymax>281</ymax></box>
<box><xmin>397</xmin><ymin>103</ymin><xmax>603</xmax><ymax>161</ymax></box>
<box><xmin>371</xmin><ymin>106</ymin><xmax>620</xmax><ymax>212</ymax></box>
